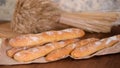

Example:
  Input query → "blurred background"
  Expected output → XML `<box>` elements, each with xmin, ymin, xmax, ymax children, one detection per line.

<box><xmin>0</xmin><ymin>0</ymin><xmax>16</xmax><ymax>21</ymax></box>
<box><xmin>0</xmin><ymin>0</ymin><xmax>120</xmax><ymax>21</ymax></box>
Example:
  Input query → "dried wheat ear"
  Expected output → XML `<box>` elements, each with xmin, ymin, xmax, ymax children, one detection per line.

<box><xmin>11</xmin><ymin>0</ymin><xmax>120</xmax><ymax>34</ymax></box>
<box><xmin>60</xmin><ymin>12</ymin><xmax>120</xmax><ymax>33</ymax></box>
<box><xmin>11</xmin><ymin>0</ymin><xmax>69</xmax><ymax>34</ymax></box>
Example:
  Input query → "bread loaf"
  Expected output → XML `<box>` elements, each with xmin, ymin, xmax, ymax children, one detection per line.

<box><xmin>46</xmin><ymin>38</ymin><xmax>99</xmax><ymax>61</ymax></box>
<box><xmin>6</xmin><ymin>35</ymin><xmax>120</xmax><ymax>62</ymax></box>
<box><xmin>9</xmin><ymin>28</ymin><xmax>85</xmax><ymax>47</ymax></box>
<box><xmin>71</xmin><ymin>35</ymin><xmax>120</xmax><ymax>58</ymax></box>
<box><xmin>7</xmin><ymin>47</ymin><xmax>29</xmax><ymax>58</ymax></box>
<box><xmin>13</xmin><ymin>39</ymin><xmax>78</xmax><ymax>62</ymax></box>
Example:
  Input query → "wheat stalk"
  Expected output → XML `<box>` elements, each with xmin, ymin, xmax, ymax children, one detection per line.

<box><xmin>60</xmin><ymin>12</ymin><xmax>120</xmax><ymax>33</ymax></box>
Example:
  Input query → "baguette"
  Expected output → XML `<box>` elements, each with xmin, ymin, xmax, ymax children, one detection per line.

<box><xmin>9</xmin><ymin>28</ymin><xmax>85</xmax><ymax>47</ymax></box>
<box><xmin>45</xmin><ymin>38</ymin><xmax>99</xmax><ymax>61</ymax></box>
<box><xmin>13</xmin><ymin>39</ymin><xmax>78</xmax><ymax>62</ymax></box>
<box><xmin>76</xmin><ymin>38</ymin><xmax>99</xmax><ymax>48</ymax></box>
<box><xmin>7</xmin><ymin>47</ymin><xmax>29</xmax><ymax>58</ymax></box>
<box><xmin>71</xmin><ymin>35</ymin><xmax>120</xmax><ymax>59</ymax></box>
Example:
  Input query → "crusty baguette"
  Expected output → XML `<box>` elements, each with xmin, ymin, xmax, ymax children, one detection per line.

<box><xmin>9</xmin><ymin>28</ymin><xmax>85</xmax><ymax>47</ymax></box>
<box><xmin>45</xmin><ymin>38</ymin><xmax>99</xmax><ymax>61</ymax></box>
<box><xmin>71</xmin><ymin>35</ymin><xmax>120</xmax><ymax>59</ymax></box>
<box><xmin>13</xmin><ymin>39</ymin><xmax>78</xmax><ymax>62</ymax></box>
<box><xmin>76</xmin><ymin>38</ymin><xmax>99</xmax><ymax>48</ymax></box>
<box><xmin>7</xmin><ymin>47</ymin><xmax>29</xmax><ymax>58</ymax></box>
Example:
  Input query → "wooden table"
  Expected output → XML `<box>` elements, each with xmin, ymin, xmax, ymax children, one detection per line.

<box><xmin>0</xmin><ymin>21</ymin><xmax>120</xmax><ymax>68</ymax></box>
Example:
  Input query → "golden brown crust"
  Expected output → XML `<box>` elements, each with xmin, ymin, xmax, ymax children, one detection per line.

<box><xmin>71</xmin><ymin>35</ymin><xmax>120</xmax><ymax>58</ymax></box>
<box><xmin>9</xmin><ymin>28</ymin><xmax>85</xmax><ymax>47</ymax></box>
<box><xmin>45</xmin><ymin>38</ymin><xmax>99</xmax><ymax>61</ymax></box>
<box><xmin>7</xmin><ymin>35</ymin><xmax>120</xmax><ymax>62</ymax></box>
<box><xmin>7</xmin><ymin>47</ymin><xmax>29</xmax><ymax>58</ymax></box>
<box><xmin>76</xmin><ymin>38</ymin><xmax>99</xmax><ymax>48</ymax></box>
<box><xmin>13</xmin><ymin>39</ymin><xmax>78</xmax><ymax>62</ymax></box>
<box><xmin>45</xmin><ymin>43</ymin><xmax>78</xmax><ymax>61</ymax></box>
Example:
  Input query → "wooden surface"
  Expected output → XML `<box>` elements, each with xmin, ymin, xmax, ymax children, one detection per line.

<box><xmin>0</xmin><ymin>21</ymin><xmax>120</xmax><ymax>68</ymax></box>
<box><xmin>0</xmin><ymin>21</ymin><xmax>21</xmax><ymax>38</ymax></box>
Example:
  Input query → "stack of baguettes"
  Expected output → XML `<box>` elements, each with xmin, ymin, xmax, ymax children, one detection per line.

<box><xmin>7</xmin><ymin>28</ymin><xmax>120</xmax><ymax>62</ymax></box>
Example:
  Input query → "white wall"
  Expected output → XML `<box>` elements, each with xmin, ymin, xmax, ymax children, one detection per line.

<box><xmin>0</xmin><ymin>0</ymin><xmax>17</xmax><ymax>21</ymax></box>
<box><xmin>0</xmin><ymin>0</ymin><xmax>120</xmax><ymax>21</ymax></box>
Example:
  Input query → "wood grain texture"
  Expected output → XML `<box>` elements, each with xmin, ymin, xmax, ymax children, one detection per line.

<box><xmin>0</xmin><ymin>21</ymin><xmax>120</xmax><ymax>68</ymax></box>
<box><xmin>0</xmin><ymin>22</ymin><xmax>21</xmax><ymax>38</ymax></box>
